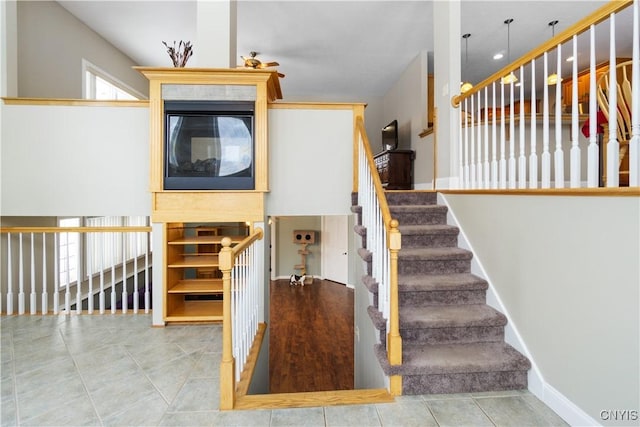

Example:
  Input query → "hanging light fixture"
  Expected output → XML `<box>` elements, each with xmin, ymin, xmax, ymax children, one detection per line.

<box><xmin>501</xmin><ymin>18</ymin><xmax>518</xmax><ymax>84</ymax></box>
<box><xmin>547</xmin><ymin>20</ymin><xmax>562</xmax><ymax>85</ymax></box>
<box><xmin>460</xmin><ymin>33</ymin><xmax>474</xmax><ymax>93</ymax></box>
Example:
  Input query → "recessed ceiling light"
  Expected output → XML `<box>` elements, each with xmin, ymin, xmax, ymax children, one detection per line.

<box><xmin>493</xmin><ymin>53</ymin><xmax>504</xmax><ymax>60</ymax></box>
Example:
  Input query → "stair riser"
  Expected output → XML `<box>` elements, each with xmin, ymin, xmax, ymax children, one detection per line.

<box><xmin>399</xmin><ymin>289</ymin><xmax>487</xmax><ymax>306</ymax></box>
<box><xmin>392</xmin><ymin>212</ymin><xmax>447</xmax><ymax>225</ymax></box>
<box><xmin>400</xmin><ymin>326</ymin><xmax>504</xmax><ymax>345</ymax></box>
<box><xmin>402</xmin><ymin>370</ymin><xmax>528</xmax><ymax>395</ymax></box>
<box><xmin>401</xmin><ymin>234</ymin><xmax>458</xmax><ymax>249</ymax></box>
<box><xmin>398</xmin><ymin>260</ymin><xmax>471</xmax><ymax>275</ymax></box>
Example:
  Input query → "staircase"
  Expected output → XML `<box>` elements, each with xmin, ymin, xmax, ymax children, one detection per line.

<box><xmin>354</xmin><ymin>190</ymin><xmax>531</xmax><ymax>395</ymax></box>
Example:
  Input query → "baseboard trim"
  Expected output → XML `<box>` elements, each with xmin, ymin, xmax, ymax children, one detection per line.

<box><xmin>438</xmin><ymin>193</ymin><xmax>592</xmax><ymax>427</ymax></box>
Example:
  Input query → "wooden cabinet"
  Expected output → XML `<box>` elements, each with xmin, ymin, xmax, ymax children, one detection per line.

<box><xmin>374</xmin><ymin>150</ymin><xmax>415</xmax><ymax>190</ymax></box>
<box><xmin>164</xmin><ymin>223</ymin><xmax>247</xmax><ymax>323</ymax></box>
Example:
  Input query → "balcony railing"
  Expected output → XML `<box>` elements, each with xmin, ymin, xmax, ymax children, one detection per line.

<box><xmin>0</xmin><ymin>226</ymin><xmax>152</xmax><ymax>315</ymax></box>
<box><xmin>452</xmin><ymin>0</ymin><xmax>638</xmax><ymax>190</ymax></box>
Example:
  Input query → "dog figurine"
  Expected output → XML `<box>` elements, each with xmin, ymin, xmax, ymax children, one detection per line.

<box><xmin>289</xmin><ymin>274</ymin><xmax>306</xmax><ymax>286</ymax></box>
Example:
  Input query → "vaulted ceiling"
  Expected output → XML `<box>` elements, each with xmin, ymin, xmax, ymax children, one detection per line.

<box><xmin>57</xmin><ymin>0</ymin><xmax>628</xmax><ymax>102</ymax></box>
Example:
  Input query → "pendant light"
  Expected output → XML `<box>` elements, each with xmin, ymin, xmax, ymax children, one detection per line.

<box><xmin>460</xmin><ymin>33</ymin><xmax>474</xmax><ymax>93</ymax></box>
<box><xmin>501</xmin><ymin>18</ymin><xmax>518</xmax><ymax>84</ymax></box>
<box><xmin>547</xmin><ymin>20</ymin><xmax>562</xmax><ymax>85</ymax></box>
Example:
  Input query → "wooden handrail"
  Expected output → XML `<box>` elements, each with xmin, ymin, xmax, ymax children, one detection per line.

<box><xmin>0</xmin><ymin>226</ymin><xmax>151</xmax><ymax>233</ymax></box>
<box><xmin>231</xmin><ymin>228</ymin><xmax>264</xmax><ymax>258</ymax></box>
<box><xmin>453</xmin><ymin>0</ymin><xmax>633</xmax><ymax>106</ymax></box>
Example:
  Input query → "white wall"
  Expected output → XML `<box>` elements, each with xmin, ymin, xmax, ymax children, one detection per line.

<box><xmin>0</xmin><ymin>104</ymin><xmax>150</xmax><ymax>216</ymax></box>
<box><xmin>444</xmin><ymin>193</ymin><xmax>639</xmax><ymax>426</ymax></box>
<box><xmin>266</xmin><ymin>107</ymin><xmax>353</xmax><ymax>216</ymax></box>
<box><xmin>382</xmin><ymin>51</ymin><xmax>435</xmax><ymax>189</ymax></box>
<box><xmin>16</xmin><ymin>1</ymin><xmax>148</xmax><ymax>99</ymax></box>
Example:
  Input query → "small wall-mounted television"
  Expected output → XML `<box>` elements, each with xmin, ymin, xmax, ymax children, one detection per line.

<box><xmin>382</xmin><ymin>120</ymin><xmax>398</xmax><ymax>151</ymax></box>
<box><xmin>164</xmin><ymin>100</ymin><xmax>255</xmax><ymax>190</ymax></box>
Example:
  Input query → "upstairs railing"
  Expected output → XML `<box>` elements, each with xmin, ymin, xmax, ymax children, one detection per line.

<box><xmin>452</xmin><ymin>0</ymin><xmax>639</xmax><ymax>190</ymax></box>
<box><xmin>0</xmin><ymin>226</ymin><xmax>152</xmax><ymax>315</ymax></box>
<box><xmin>219</xmin><ymin>228</ymin><xmax>265</xmax><ymax>410</ymax></box>
<box><xmin>355</xmin><ymin>116</ymin><xmax>403</xmax><ymax>395</ymax></box>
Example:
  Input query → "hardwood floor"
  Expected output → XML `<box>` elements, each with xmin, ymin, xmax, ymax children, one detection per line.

<box><xmin>269</xmin><ymin>278</ymin><xmax>354</xmax><ymax>394</ymax></box>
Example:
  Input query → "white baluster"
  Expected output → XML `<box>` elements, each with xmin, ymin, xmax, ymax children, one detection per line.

<box><xmin>30</xmin><ymin>233</ymin><xmax>36</xmax><ymax>314</ymax></box>
<box><xmin>18</xmin><ymin>233</ymin><xmax>25</xmax><ymax>315</ymax></box>
<box><xmin>492</xmin><ymin>82</ymin><xmax>498</xmax><ymax>188</ymax></box>
<box><xmin>458</xmin><ymin>107</ymin><xmax>464</xmax><ymax>188</ymax></box>
<box><xmin>555</xmin><ymin>43</ymin><xmax>565</xmax><ymax>188</ymax></box>
<box><xmin>607</xmin><ymin>13</ymin><xmax>619</xmax><ymax>187</ymax></box>
<box><xmin>144</xmin><ymin>234</ymin><xmax>150</xmax><ymax>313</ymax></box>
<box><xmin>500</xmin><ymin>80</ymin><xmax>507</xmax><ymax>188</ymax></box>
<box><xmin>133</xmin><ymin>235</ymin><xmax>139</xmax><ymax>314</ymax></box>
<box><xmin>7</xmin><ymin>233</ymin><xmax>13</xmax><ymax>315</ymax></box>
<box><xmin>464</xmin><ymin>98</ymin><xmax>470</xmax><ymax>189</ymax></box>
<box><xmin>121</xmin><ymin>234</ymin><xmax>127</xmax><ymax>314</ymax></box>
<box><xmin>477</xmin><ymin>93</ymin><xmax>483</xmax><ymax>188</ymax></box>
<box><xmin>99</xmin><ymin>232</ymin><xmax>105</xmax><ymax>314</ymax></box>
<box><xmin>530</xmin><ymin>59</ymin><xmax>539</xmax><ymax>188</ymax></box>
<box><xmin>53</xmin><ymin>234</ymin><xmax>59</xmax><ymax>314</ymax></box>
<box><xmin>111</xmin><ymin>233</ymin><xmax>116</xmax><ymax>314</ymax></box>
<box><xmin>76</xmin><ymin>230</ymin><xmax>82</xmax><ymax>314</ymax></box>
<box><xmin>87</xmin><ymin>233</ymin><xmax>93</xmax><ymax>314</ymax></box>
<box><xmin>64</xmin><ymin>232</ymin><xmax>70</xmax><ymax>314</ymax></box>
<box><xmin>588</xmin><ymin>24</ymin><xmax>599</xmax><ymax>187</ymax></box>
<box><xmin>570</xmin><ymin>35</ymin><xmax>581</xmax><ymax>188</ymax></box>
<box><xmin>519</xmin><ymin>65</ymin><xmax>527</xmax><ymax>188</ymax></box>
<box><xmin>509</xmin><ymin>80</ymin><xmax>516</xmax><ymax>188</ymax></box>
<box><xmin>484</xmin><ymin>87</ymin><xmax>490</xmax><ymax>188</ymax></box>
<box><xmin>470</xmin><ymin>94</ymin><xmax>476</xmax><ymax>189</ymax></box>
<box><xmin>41</xmin><ymin>233</ymin><xmax>47</xmax><ymax>314</ymax></box>
<box><xmin>542</xmin><ymin>52</ymin><xmax>552</xmax><ymax>188</ymax></box>
<box><xmin>629</xmin><ymin>0</ymin><xmax>639</xmax><ymax>186</ymax></box>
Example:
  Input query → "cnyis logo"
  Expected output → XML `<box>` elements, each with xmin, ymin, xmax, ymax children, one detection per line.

<box><xmin>600</xmin><ymin>409</ymin><xmax>639</xmax><ymax>421</ymax></box>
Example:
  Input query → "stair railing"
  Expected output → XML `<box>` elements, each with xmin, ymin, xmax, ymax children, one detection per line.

<box><xmin>355</xmin><ymin>116</ymin><xmax>403</xmax><ymax>395</ymax></box>
<box><xmin>0</xmin><ymin>226</ymin><xmax>152</xmax><ymax>315</ymax></box>
<box><xmin>452</xmin><ymin>0</ymin><xmax>638</xmax><ymax>189</ymax></box>
<box><xmin>219</xmin><ymin>227</ymin><xmax>264</xmax><ymax>410</ymax></box>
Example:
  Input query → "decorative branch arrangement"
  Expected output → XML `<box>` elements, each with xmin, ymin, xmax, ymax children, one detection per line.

<box><xmin>162</xmin><ymin>40</ymin><xmax>193</xmax><ymax>67</ymax></box>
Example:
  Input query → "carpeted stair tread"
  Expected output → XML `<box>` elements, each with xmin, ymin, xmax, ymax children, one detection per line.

<box><xmin>400</xmin><ymin>304</ymin><xmax>506</xmax><ymax>328</ymax></box>
<box><xmin>399</xmin><ymin>247</ymin><xmax>472</xmax><ymax>260</ymax></box>
<box><xmin>377</xmin><ymin>342</ymin><xmax>531</xmax><ymax>376</ymax></box>
<box><xmin>397</xmin><ymin>224</ymin><xmax>459</xmax><ymax>235</ymax></box>
<box><xmin>398</xmin><ymin>273</ymin><xmax>488</xmax><ymax>292</ymax></box>
<box><xmin>402</xmin><ymin>342</ymin><xmax>531</xmax><ymax>374</ymax></box>
<box><xmin>385</xmin><ymin>191</ymin><xmax>438</xmax><ymax>206</ymax></box>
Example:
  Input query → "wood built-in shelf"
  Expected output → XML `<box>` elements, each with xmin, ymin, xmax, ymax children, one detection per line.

<box><xmin>164</xmin><ymin>223</ymin><xmax>248</xmax><ymax>323</ymax></box>
<box><xmin>168</xmin><ymin>279</ymin><xmax>223</xmax><ymax>294</ymax></box>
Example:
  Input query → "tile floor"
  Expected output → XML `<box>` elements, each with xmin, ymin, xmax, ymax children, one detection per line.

<box><xmin>0</xmin><ymin>314</ymin><xmax>568</xmax><ymax>426</ymax></box>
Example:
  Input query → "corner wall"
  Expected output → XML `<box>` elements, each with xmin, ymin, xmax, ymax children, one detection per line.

<box><xmin>443</xmin><ymin>193</ymin><xmax>639</xmax><ymax>426</ymax></box>
<box><xmin>16</xmin><ymin>1</ymin><xmax>148</xmax><ymax>98</ymax></box>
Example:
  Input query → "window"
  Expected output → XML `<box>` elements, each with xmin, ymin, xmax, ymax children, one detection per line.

<box><xmin>57</xmin><ymin>216</ymin><xmax>150</xmax><ymax>287</ymax></box>
<box><xmin>58</xmin><ymin>217</ymin><xmax>80</xmax><ymax>287</ymax></box>
<box><xmin>82</xmin><ymin>59</ymin><xmax>143</xmax><ymax>100</ymax></box>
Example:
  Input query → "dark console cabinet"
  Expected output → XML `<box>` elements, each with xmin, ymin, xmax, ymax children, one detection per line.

<box><xmin>374</xmin><ymin>149</ymin><xmax>415</xmax><ymax>190</ymax></box>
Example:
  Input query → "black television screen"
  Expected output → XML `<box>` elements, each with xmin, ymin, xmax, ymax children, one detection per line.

<box><xmin>382</xmin><ymin>120</ymin><xmax>398</xmax><ymax>151</ymax></box>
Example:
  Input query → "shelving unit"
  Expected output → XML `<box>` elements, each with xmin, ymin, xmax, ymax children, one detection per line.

<box><xmin>164</xmin><ymin>223</ymin><xmax>247</xmax><ymax>323</ymax></box>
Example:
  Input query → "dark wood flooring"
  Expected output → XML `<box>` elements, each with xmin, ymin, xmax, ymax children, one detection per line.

<box><xmin>269</xmin><ymin>278</ymin><xmax>354</xmax><ymax>393</ymax></box>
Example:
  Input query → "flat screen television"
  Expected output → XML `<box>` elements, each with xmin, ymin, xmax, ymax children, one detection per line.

<box><xmin>164</xmin><ymin>100</ymin><xmax>255</xmax><ymax>190</ymax></box>
<box><xmin>382</xmin><ymin>120</ymin><xmax>398</xmax><ymax>151</ymax></box>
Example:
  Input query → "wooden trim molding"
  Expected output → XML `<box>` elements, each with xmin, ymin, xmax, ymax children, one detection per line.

<box><xmin>2</xmin><ymin>97</ymin><xmax>148</xmax><ymax>107</ymax></box>
<box><xmin>269</xmin><ymin>102</ymin><xmax>367</xmax><ymax>110</ymax></box>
